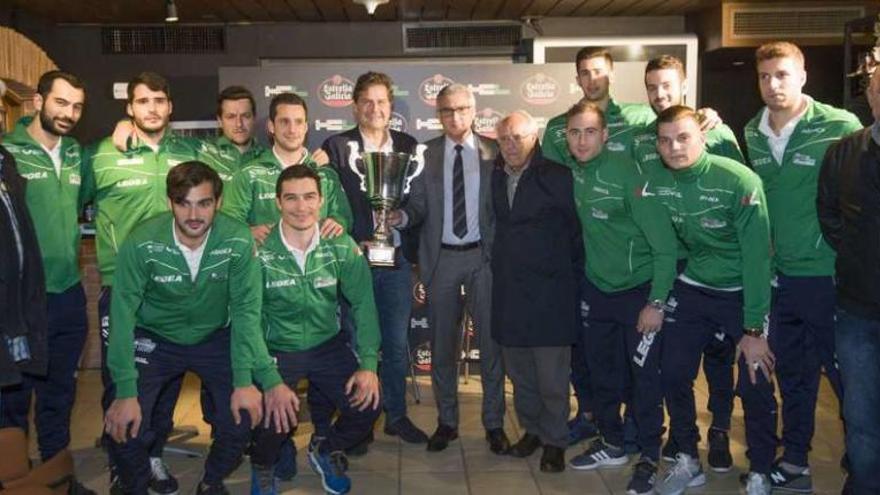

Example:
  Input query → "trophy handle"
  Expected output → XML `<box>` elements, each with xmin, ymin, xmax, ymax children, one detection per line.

<box><xmin>404</xmin><ymin>144</ymin><xmax>427</xmax><ymax>194</ymax></box>
<box><xmin>347</xmin><ymin>141</ymin><xmax>367</xmax><ymax>191</ymax></box>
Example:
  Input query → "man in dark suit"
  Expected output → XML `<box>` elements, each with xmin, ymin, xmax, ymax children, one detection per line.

<box><xmin>388</xmin><ymin>84</ymin><xmax>508</xmax><ymax>454</ymax></box>
<box><xmin>322</xmin><ymin>71</ymin><xmax>429</xmax><ymax>448</ymax></box>
<box><xmin>491</xmin><ymin>111</ymin><xmax>584</xmax><ymax>472</ymax></box>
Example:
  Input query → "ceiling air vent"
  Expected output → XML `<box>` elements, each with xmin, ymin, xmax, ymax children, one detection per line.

<box><xmin>101</xmin><ymin>26</ymin><xmax>225</xmax><ymax>54</ymax></box>
<box><xmin>403</xmin><ymin>22</ymin><xmax>522</xmax><ymax>54</ymax></box>
<box><xmin>724</xmin><ymin>3</ymin><xmax>864</xmax><ymax>43</ymax></box>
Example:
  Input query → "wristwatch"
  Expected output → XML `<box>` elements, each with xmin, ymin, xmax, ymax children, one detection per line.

<box><xmin>742</xmin><ymin>327</ymin><xmax>765</xmax><ymax>338</ymax></box>
<box><xmin>648</xmin><ymin>299</ymin><xmax>665</xmax><ymax>312</ymax></box>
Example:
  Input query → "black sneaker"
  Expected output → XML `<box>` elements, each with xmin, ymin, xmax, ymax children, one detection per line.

<box><xmin>108</xmin><ymin>465</ymin><xmax>125</xmax><ymax>495</ymax></box>
<box><xmin>768</xmin><ymin>459</ymin><xmax>813</xmax><ymax>494</ymax></box>
<box><xmin>195</xmin><ymin>482</ymin><xmax>230</xmax><ymax>495</ymax></box>
<box><xmin>384</xmin><ymin>416</ymin><xmax>428</xmax><ymax>444</ymax></box>
<box><xmin>344</xmin><ymin>431</ymin><xmax>373</xmax><ymax>457</ymax></box>
<box><xmin>707</xmin><ymin>428</ymin><xmax>733</xmax><ymax>473</ymax></box>
<box><xmin>626</xmin><ymin>458</ymin><xmax>658</xmax><ymax>495</ymax></box>
<box><xmin>661</xmin><ymin>436</ymin><xmax>679</xmax><ymax>462</ymax></box>
<box><xmin>148</xmin><ymin>457</ymin><xmax>179</xmax><ymax>495</ymax></box>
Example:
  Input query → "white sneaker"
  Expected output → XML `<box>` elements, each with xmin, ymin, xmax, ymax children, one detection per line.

<box><xmin>746</xmin><ymin>472</ymin><xmax>771</xmax><ymax>495</ymax></box>
<box><xmin>654</xmin><ymin>453</ymin><xmax>706</xmax><ymax>495</ymax></box>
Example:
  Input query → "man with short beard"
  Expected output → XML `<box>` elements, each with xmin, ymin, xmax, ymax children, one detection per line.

<box><xmin>0</xmin><ymin>70</ymin><xmax>90</xmax><ymax>465</ymax></box>
<box><xmin>541</xmin><ymin>48</ymin><xmax>656</xmax><ymax>448</ymax></box>
<box><xmin>201</xmin><ymin>86</ymin><xmax>266</xmax><ymax>182</ymax></box>
<box><xmin>104</xmin><ymin>161</ymin><xmax>298</xmax><ymax>495</ymax></box>
<box><xmin>563</xmin><ymin>101</ymin><xmax>677</xmax><ymax>495</ymax></box>
<box><xmin>81</xmin><ymin>71</ymin><xmax>203</xmax><ymax>495</ymax></box>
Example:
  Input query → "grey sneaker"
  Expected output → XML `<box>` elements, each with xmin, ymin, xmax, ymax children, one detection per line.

<box><xmin>569</xmin><ymin>439</ymin><xmax>628</xmax><ymax>470</ymax></box>
<box><xmin>768</xmin><ymin>460</ymin><xmax>813</xmax><ymax>493</ymax></box>
<box><xmin>746</xmin><ymin>472</ymin><xmax>771</xmax><ymax>495</ymax></box>
<box><xmin>655</xmin><ymin>453</ymin><xmax>706</xmax><ymax>495</ymax></box>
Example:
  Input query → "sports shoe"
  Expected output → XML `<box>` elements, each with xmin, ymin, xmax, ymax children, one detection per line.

<box><xmin>310</xmin><ymin>436</ymin><xmax>348</xmax><ymax>472</ymax></box>
<box><xmin>149</xmin><ymin>457</ymin><xmax>179</xmax><ymax>495</ymax></box>
<box><xmin>274</xmin><ymin>438</ymin><xmax>297</xmax><ymax>481</ymax></box>
<box><xmin>768</xmin><ymin>459</ymin><xmax>813</xmax><ymax>493</ymax></box>
<box><xmin>250</xmin><ymin>464</ymin><xmax>277</xmax><ymax>495</ymax></box>
<box><xmin>308</xmin><ymin>446</ymin><xmax>351</xmax><ymax>495</ymax></box>
<box><xmin>384</xmin><ymin>416</ymin><xmax>428</xmax><ymax>443</ymax></box>
<box><xmin>196</xmin><ymin>482</ymin><xmax>230</xmax><ymax>495</ymax></box>
<box><xmin>626</xmin><ymin>458</ymin><xmax>658</xmax><ymax>495</ymax></box>
<box><xmin>746</xmin><ymin>472</ymin><xmax>771</xmax><ymax>495</ymax></box>
<box><xmin>567</xmin><ymin>414</ymin><xmax>599</xmax><ymax>446</ymax></box>
<box><xmin>655</xmin><ymin>453</ymin><xmax>706</xmax><ymax>495</ymax></box>
<box><xmin>569</xmin><ymin>439</ymin><xmax>628</xmax><ymax>470</ymax></box>
<box><xmin>706</xmin><ymin>428</ymin><xmax>732</xmax><ymax>472</ymax></box>
<box><xmin>662</xmin><ymin>436</ymin><xmax>679</xmax><ymax>462</ymax></box>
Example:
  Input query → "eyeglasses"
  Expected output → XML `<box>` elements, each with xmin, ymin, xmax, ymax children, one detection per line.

<box><xmin>438</xmin><ymin>106</ymin><xmax>473</xmax><ymax>118</ymax></box>
<box><xmin>497</xmin><ymin>133</ymin><xmax>534</xmax><ymax>145</ymax></box>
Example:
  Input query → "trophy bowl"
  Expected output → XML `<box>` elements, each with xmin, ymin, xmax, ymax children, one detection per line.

<box><xmin>348</xmin><ymin>142</ymin><xmax>425</xmax><ymax>266</ymax></box>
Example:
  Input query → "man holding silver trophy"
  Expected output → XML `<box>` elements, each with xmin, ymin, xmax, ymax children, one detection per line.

<box><xmin>322</xmin><ymin>72</ymin><xmax>431</xmax><ymax>450</ymax></box>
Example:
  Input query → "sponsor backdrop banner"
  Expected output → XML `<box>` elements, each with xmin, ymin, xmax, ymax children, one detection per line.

<box><xmin>220</xmin><ymin>62</ymin><xmax>585</xmax><ymax>373</ymax></box>
<box><xmin>220</xmin><ymin>62</ymin><xmax>584</xmax><ymax>148</ymax></box>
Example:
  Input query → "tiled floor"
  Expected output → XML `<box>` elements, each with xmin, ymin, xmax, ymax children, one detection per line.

<box><xmin>51</xmin><ymin>369</ymin><xmax>846</xmax><ymax>494</ymax></box>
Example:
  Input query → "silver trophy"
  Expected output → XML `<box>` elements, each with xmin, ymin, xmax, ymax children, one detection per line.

<box><xmin>348</xmin><ymin>141</ymin><xmax>426</xmax><ymax>266</ymax></box>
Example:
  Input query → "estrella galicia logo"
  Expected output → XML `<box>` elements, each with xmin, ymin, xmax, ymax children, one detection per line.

<box><xmin>317</xmin><ymin>75</ymin><xmax>354</xmax><ymax>107</ymax></box>
<box><xmin>419</xmin><ymin>73</ymin><xmax>455</xmax><ymax>106</ymax></box>
<box><xmin>413</xmin><ymin>340</ymin><xmax>432</xmax><ymax>372</ymax></box>
<box><xmin>389</xmin><ymin>112</ymin><xmax>408</xmax><ymax>133</ymax></box>
<box><xmin>520</xmin><ymin>73</ymin><xmax>559</xmax><ymax>105</ymax></box>
<box><xmin>412</xmin><ymin>281</ymin><xmax>427</xmax><ymax>305</ymax></box>
<box><xmin>473</xmin><ymin>108</ymin><xmax>504</xmax><ymax>139</ymax></box>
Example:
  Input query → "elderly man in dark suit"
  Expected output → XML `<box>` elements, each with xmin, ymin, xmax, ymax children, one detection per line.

<box><xmin>322</xmin><ymin>71</ymin><xmax>429</xmax><ymax>450</ymax></box>
<box><xmin>491</xmin><ymin>111</ymin><xmax>584</xmax><ymax>473</ymax></box>
<box><xmin>388</xmin><ymin>84</ymin><xmax>508</xmax><ymax>454</ymax></box>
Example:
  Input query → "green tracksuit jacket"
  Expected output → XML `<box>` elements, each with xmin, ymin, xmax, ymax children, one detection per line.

<box><xmin>107</xmin><ymin>212</ymin><xmax>282</xmax><ymax>399</ymax></box>
<box><xmin>80</xmin><ymin>133</ymin><xmax>203</xmax><ymax>286</ymax></box>
<box><xmin>572</xmin><ymin>149</ymin><xmax>677</xmax><ymax>302</ymax></box>
<box><xmin>222</xmin><ymin>148</ymin><xmax>353</xmax><ymax>230</ymax></box>
<box><xmin>258</xmin><ymin>226</ymin><xmax>380</xmax><ymax>371</ymax></box>
<box><xmin>542</xmin><ymin>99</ymin><xmax>656</xmax><ymax>169</ymax></box>
<box><xmin>744</xmin><ymin>99</ymin><xmax>861</xmax><ymax>276</ymax></box>
<box><xmin>646</xmin><ymin>152</ymin><xmax>772</xmax><ymax>328</ymax></box>
<box><xmin>198</xmin><ymin>136</ymin><xmax>266</xmax><ymax>184</ymax></box>
<box><xmin>3</xmin><ymin>117</ymin><xmax>83</xmax><ymax>293</ymax></box>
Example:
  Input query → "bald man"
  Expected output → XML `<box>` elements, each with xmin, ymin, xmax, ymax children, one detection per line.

<box><xmin>490</xmin><ymin>111</ymin><xmax>583</xmax><ymax>473</ymax></box>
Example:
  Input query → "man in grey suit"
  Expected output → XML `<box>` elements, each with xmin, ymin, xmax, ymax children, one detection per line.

<box><xmin>388</xmin><ymin>84</ymin><xmax>509</xmax><ymax>454</ymax></box>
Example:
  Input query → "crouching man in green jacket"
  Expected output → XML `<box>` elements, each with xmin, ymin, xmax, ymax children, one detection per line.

<box><xmin>103</xmin><ymin>161</ymin><xmax>299</xmax><ymax>495</ymax></box>
<box><xmin>249</xmin><ymin>165</ymin><xmax>382</xmax><ymax>495</ymax></box>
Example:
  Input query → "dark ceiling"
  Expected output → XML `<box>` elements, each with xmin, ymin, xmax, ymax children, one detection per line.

<box><xmin>6</xmin><ymin>0</ymin><xmax>727</xmax><ymax>24</ymax></box>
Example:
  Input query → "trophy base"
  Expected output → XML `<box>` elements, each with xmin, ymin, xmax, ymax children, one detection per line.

<box><xmin>365</xmin><ymin>242</ymin><xmax>396</xmax><ymax>267</ymax></box>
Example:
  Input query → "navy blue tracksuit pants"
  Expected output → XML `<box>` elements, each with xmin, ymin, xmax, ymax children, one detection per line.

<box><xmin>581</xmin><ymin>278</ymin><xmax>664</xmax><ymax>461</ymax></box>
<box><xmin>99</xmin><ymin>287</ymin><xmax>184</xmax><ymax>465</ymax></box>
<box><xmin>662</xmin><ymin>281</ymin><xmax>777</xmax><ymax>474</ymax></box>
<box><xmin>0</xmin><ymin>282</ymin><xmax>88</xmax><ymax>461</ymax></box>
<box><xmin>769</xmin><ymin>274</ymin><xmax>843</xmax><ymax>467</ymax></box>
<box><xmin>702</xmin><ymin>332</ymin><xmax>735</xmax><ymax>432</ymax></box>
<box><xmin>251</xmin><ymin>333</ymin><xmax>381</xmax><ymax>466</ymax></box>
<box><xmin>109</xmin><ymin>328</ymin><xmax>250</xmax><ymax>494</ymax></box>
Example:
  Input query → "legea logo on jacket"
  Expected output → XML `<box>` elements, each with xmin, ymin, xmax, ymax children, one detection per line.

<box><xmin>792</xmin><ymin>153</ymin><xmax>817</xmax><ymax>167</ymax></box>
